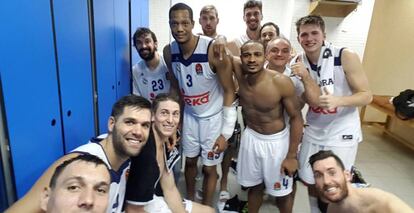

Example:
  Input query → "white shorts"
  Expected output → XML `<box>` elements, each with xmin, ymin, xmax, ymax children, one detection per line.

<box><xmin>236</xmin><ymin>127</ymin><xmax>293</xmax><ymax>197</ymax></box>
<box><xmin>144</xmin><ymin>195</ymin><xmax>192</xmax><ymax>213</ymax></box>
<box><xmin>298</xmin><ymin>140</ymin><xmax>358</xmax><ymax>184</ymax></box>
<box><xmin>182</xmin><ymin>111</ymin><xmax>223</xmax><ymax>166</ymax></box>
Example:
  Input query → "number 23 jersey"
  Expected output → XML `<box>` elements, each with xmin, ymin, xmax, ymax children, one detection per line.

<box><xmin>132</xmin><ymin>55</ymin><xmax>171</xmax><ymax>101</ymax></box>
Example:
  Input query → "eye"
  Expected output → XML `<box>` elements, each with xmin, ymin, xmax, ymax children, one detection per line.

<box><xmin>67</xmin><ymin>185</ymin><xmax>81</xmax><ymax>192</ymax></box>
<box><xmin>96</xmin><ymin>187</ymin><xmax>108</xmax><ymax>195</ymax></box>
<box><xmin>142</xmin><ymin>122</ymin><xmax>151</xmax><ymax>129</ymax></box>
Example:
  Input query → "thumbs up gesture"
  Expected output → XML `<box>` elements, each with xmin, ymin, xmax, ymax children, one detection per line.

<box><xmin>291</xmin><ymin>56</ymin><xmax>310</xmax><ymax>80</ymax></box>
<box><xmin>319</xmin><ymin>87</ymin><xmax>340</xmax><ymax>110</ymax></box>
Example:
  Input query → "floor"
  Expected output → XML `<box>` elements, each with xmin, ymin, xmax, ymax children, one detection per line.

<box><xmin>176</xmin><ymin>125</ymin><xmax>414</xmax><ymax>212</ymax></box>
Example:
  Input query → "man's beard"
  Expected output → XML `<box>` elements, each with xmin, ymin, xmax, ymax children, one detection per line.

<box><xmin>111</xmin><ymin>127</ymin><xmax>131</xmax><ymax>159</ymax></box>
<box><xmin>139</xmin><ymin>48</ymin><xmax>156</xmax><ymax>61</ymax></box>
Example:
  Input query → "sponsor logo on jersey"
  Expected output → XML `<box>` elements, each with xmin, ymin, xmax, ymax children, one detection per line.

<box><xmin>142</xmin><ymin>78</ymin><xmax>148</xmax><ymax>85</ymax></box>
<box><xmin>183</xmin><ymin>91</ymin><xmax>210</xmax><ymax>106</ymax></box>
<box><xmin>150</xmin><ymin>93</ymin><xmax>156</xmax><ymax>100</ymax></box>
<box><xmin>309</xmin><ymin>106</ymin><xmax>337</xmax><ymax>114</ymax></box>
<box><xmin>323</xmin><ymin>48</ymin><xmax>332</xmax><ymax>58</ymax></box>
<box><xmin>342</xmin><ymin>135</ymin><xmax>353</xmax><ymax>140</ymax></box>
<box><xmin>274</xmin><ymin>182</ymin><xmax>281</xmax><ymax>190</ymax></box>
<box><xmin>207</xmin><ymin>151</ymin><xmax>214</xmax><ymax>160</ymax></box>
<box><xmin>195</xmin><ymin>63</ymin><xmax>203</xmax><ymax>75</ymax></box>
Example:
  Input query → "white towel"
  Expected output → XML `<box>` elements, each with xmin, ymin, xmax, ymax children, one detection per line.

<box><xmin>301</xmin><ymin>41</ymin><xmax>335</xmax><ymax>94</ymax></box>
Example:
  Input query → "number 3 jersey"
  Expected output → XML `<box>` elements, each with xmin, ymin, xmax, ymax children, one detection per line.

<box><xmin>170</xmin><ymin>35</ymin><xmax>224</xmax><ymax>118</ymax></box>
<box><xmin>132</xmin><ymin>54</ymin><xmax>171</xmax><ymax>101</ymax></box>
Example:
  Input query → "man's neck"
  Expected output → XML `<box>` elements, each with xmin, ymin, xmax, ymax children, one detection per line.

<box><xmin>245</xmin><ymin>68</ymin><xmax>265</xmax><ymax>86</ymax></box>
<box><xmin>246</xmin><ymin>27</ymin><xmax>260</xmax><ymax>40</ymax></box>
<box><xmin>179</xmin><ymin>34</ymin><xmax>198</xmax><ymax>59</ymax></box>
<box><xmin>144</xmin><ymin>52</ymin><xmax>160</xmax><ymax>71</ymax></box>
<box><xmin>101</xmin><ymin>136</ymin><xmax>128</xmax><ymax>171</ymax></box>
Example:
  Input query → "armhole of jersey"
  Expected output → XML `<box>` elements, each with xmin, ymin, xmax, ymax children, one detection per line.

<box><xmin>206</xmin><ymin>39</ymin><xmax>216</xmax><ymax>74</ymax></box>
<box><xmin>338</xmin><ymin>47</ymin><xmax>346</xmax><ymax>66</ymax></box>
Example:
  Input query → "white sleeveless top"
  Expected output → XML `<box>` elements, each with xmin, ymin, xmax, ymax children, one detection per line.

<box><xmin>72</xmin><ymin>135</ymin><xmax>130</xmax><ymax>213</ymax></box>
<box><xmin>171</xmin><ymin>35</ymin><xmax>223</xmax><ymax>118</ymax></box>
<box><xmin>304</xmin><ymin>46</ymin><xmax>362</xmax><ymax>146</ymax></box>
<box><xmin>132</xmin><ymin>55</ymin><xmax>171</xmax><ymax>101</ymax></box>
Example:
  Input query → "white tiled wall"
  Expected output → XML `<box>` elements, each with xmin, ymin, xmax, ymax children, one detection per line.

<box><xmin>149</xmin><ymin>0</ymin><xmax>375</xmax><ymax>59</ymax></box>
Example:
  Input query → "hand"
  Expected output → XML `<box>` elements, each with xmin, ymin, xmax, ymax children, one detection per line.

<box><xmin>212</xmin><ymin>35</ymin><xmax>228</xmax><ymax>60</ymax></box>
<box><xmin>319</xmin><ymin>87</ymin><xmax>340</xmax><ymax>110</ymax></box>
<box><xmin>212</xmin><ymin>134</ymin><xmax>228</xmax><ymax>153</ymax></box>
<box><xmin>290</xmin><ymin>56</ymin><xmax>310</xmax><ymax>80</ymax></box>
<box><xmin>166</xmin><ymin>131</ymin><xmax>180</xmax><ymax>152</ymax></box>
<box><xmin>280</xmin><ymin>157</ymin><xmax>298</xmax><ymax>177</ymax></box>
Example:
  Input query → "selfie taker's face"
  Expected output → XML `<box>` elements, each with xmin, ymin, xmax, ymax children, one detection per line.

<box><xmin>42</xmin><ymin>161</ymin><xmax>110</xmax><ymax>213</ymax></box>
<box><xmin>313</xmin><ymin>157</ymin><xmax>350</xmax><ymax>203</ymax></box>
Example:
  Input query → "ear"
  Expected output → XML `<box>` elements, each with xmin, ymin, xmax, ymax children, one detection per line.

<box><xmin>344</xmin><ymin>170</ymin><xmax>352</xmax><ymax>182</ymax></box>
<box><xmin>40</xmin><ymin>187</ymin><xmax>51</xmax><ymax>211</ymax></box>
<box><xmin>108</xmin><ymin>116</ymin><xmax>115</xmax><ymax>133</ymax></box>
<box><xmin>323</xmin><ymin>32</ymin><xmax>326</xmax><ymax>39</ymax></box>
<box><xmin>198</xmin><ymin>17</ymin><xmax>202</xmax><ymax>25</ymax></box>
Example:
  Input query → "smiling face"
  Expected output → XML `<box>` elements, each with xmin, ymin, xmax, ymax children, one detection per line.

<box><xmin>109</xmin><ymin>107</ymin><xmax>152</xmax><ymax>159</ymax></box>
<box><xmin>135</xmin><ymin>33</ymin><xmax>157</xmax><ymax>61</ymax></box>
<box><xmin>169</xmin><ymin>9</ymin><xmax>194</xmax><ymax>44</ymax></box>
<box><xmin>297</xmin><ymin>24</ymin><xmax>325</xmax><ymax>55</ymax></box>
<box><xmin>243</xmin><ymin>6</ymin><xmax>262</xmax><ymax>31</ymax></box>
<box><xmin>266</xmin><ymin>39</ymin><xmax>291</xmax><ymax>69</ymax></box>
<box><xmin>41</xmin><ymin>161</ymin><xmax>110</xmax><ymax>213</ymax></box>
<box><xmin>240</xmin><ymin>41</ymin><xmax>265</xmax><ymax>74</ymax></box>
<box><xmin>153</xmin><ymin>100</ymin><xmax>180</xmax><ymax>139</ymax></box>
<box><xmin>199</xmin><ymin>10</ymin><xmax>218</xmax><ymax>37</ymax></box>
<box><xmin>313</xmin><ymin>157</ymin><xmax>350</xmax><ymax>203</ymax></box>
<box><xmin>260</xmin><ymin>25</ymin><xmax>278</xmax><ymax>47</ymax></box>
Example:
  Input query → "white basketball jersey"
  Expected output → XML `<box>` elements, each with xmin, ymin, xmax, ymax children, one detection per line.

<box><xmin>304</xmin><ymin>46</ymin><xmax>362</xmax><ymax>145</ymax></box>
<box><xmin>72</xmin><ymin>135</ymin><xmax>130</xmax><ymax>213</ymax></box>
<box><xmin>132</xmin><ymin>55</ymin><xmax>171</xmax><ymax>101</ymax></box>
<box><xmin>171</xmin><ymin>35</ymin><xmax>223</xmax><ymax>118</ymax></box>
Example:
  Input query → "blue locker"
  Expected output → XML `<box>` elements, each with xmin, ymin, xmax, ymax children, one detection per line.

<box><xmin>93</xmin><ymin>0</ymin><xmax>118</xmax><ymax>133</ymax></box>
<box><xmin>0</xmin><ymin>0</ymin><xmax>64</xmax><ymax>197</ymax></box>
<box><xmin>131</xmin><ymin>0</ymin><xmax>149</xmax><ymax>64</ymax></box>
<box><xmin>52</xmin><ymin>0</ymin><xmax>95</xmax><ymax>152</ymax></box>
<box><xmin>115</xmin><ymin>0</ymin><xmax>132</xmax><ymax>98</ymax></box>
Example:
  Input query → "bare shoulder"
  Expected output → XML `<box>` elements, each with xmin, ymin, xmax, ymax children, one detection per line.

<box><xmin>163</xmin><ymin>44</ymin><xmax>172</xmax><ymax>64</ymax></box>
<box><xmin>5</xmin><ymin>153</ymin><xmax>81</xmax><ymax>213</ymax></box>
<box><xmin>360</xmin><ymin>188</ymin><xmax>414</xmax><ymax>212</ymax></box>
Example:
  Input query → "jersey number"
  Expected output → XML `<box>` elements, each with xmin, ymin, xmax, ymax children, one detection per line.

<box><xmin>151</xmin><ymin>79</ymin><xmax>164</xmax><ymax>91</ymax></box>
<box><xmin>186</xmin><ymin>74</ymin><xmax>193</xmax><ymax>87</ymax></box>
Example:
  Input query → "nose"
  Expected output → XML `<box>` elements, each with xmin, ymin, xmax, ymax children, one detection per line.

<box><xmin>131</xmin><ymin>124</ymin><xmax>143</xmax><ymax>138</ymax></box>
<box><xmin>78</xmin><ymin>188</ymin><xmax>94</xmax><ymax>210</ymax></box>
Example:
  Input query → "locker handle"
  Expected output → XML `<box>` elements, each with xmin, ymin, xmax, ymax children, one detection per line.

<box><xmin>51</xmin><ymin>119</ymin><xmax>56</xmax><ymax>126</ymax></box>
<box><xmin>67</xmin><ymin>110</ymin><xmax>72</xmax><ymax>117</ymax></box>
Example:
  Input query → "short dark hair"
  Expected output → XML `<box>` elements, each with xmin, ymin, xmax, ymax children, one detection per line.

<box><xmin>260</xmin><ymin>22</ymin><xmax>280</xmax><ymax>36</ymax></box>
<box><xmin>241</xmin><ymin>40</ymin><xmax>265</xmax><ymax>54</ymax></box>
<box><xmin>169</xmin><ymin>3</ymin><xmax>194</xmax><ymax>22</ymax></box>
<box><xmin>295</xmin><ymin>15</ymin><xmax>325</xmax><ymax>35</ymax></box>
<box><xmin>152</xmin><ymin>93</ymin><xmax>181</xmax><ymax>113</ymax></box>
<box><xmin>49</xmin><ymin>155</ymin><xmax>109</xmax><ymax>189</ymax></box>
<box><xmin>111</xmin><ymin>95</ymin><xmax>151</xmax><ymax>120</ymax></box>
<box><xmin>309</xmin><ymin>150</ymin><xmax>345</xmax><ymax>170</ymax></box>
<box><xmin>244</xmin><ymin>0</ymin><xmax>262</xmax><ymax>13</ymax></box>
<box><xmin>133</xmin><ymin>27</ymin><xmax>157</xmax><ymax>48</ymax></box>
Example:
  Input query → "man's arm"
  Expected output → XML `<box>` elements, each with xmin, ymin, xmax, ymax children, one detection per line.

<box><xmin>319</xmin><ymin>49</ymin><xmax>372</xmax><ymax>110</ymax></box>
<box><xmin>159</xmin><ymin>168</ymin><xmax>187</xmax><ymax>213</ymax></box>
<box><xmin>163</xmin><ymin>45</ymin><xmax>180</xmax><ymax>98</ymax></box>
<box><xmin>208</xmin><ymin>45</ymin><xmax>237</xmax><ymax>153</ymax></box>
<box><xmin>277</xmin><ymin>76</ymin><xmax>304</xmax><ymax>176</ymax></box>
<box><xmin>291</xmin><ymin>56</ymin><xmax>321</xmax><ymax>107</ymax></box>
<box><xmin>132</xmin><ymin>65</ymin><xmax>142</xmax><ymax>96</ymax></box>
<box><xmin>5</xmin><ymin>153</ymin><xmax>81</xmax><ymax>213</ymax></box>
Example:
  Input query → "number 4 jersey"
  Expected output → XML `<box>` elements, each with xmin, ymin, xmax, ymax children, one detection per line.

<box><xmin>132</xmin><ymin>54</ymin><xmax>171</xmax><ymax>101</ymax></box>
<box><xmin>170</xmin><ymin>35</ymin><xmax>224</xmax><ymax>118</ymax></box>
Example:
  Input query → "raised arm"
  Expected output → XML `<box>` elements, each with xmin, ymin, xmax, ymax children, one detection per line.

<box><xmin>291</xmin><ymin>55</ymin><xmax>321</xmax><ymax>107</ymax></box>
<box><xmin>319</xmin><ymin>49</ymin><xmax>372</xmax><ymax>110</ymax></box>
<box><xmin>159</xmin><ymin>168</ymin><xmax>187</xmax><ymax>213</ymax></box>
